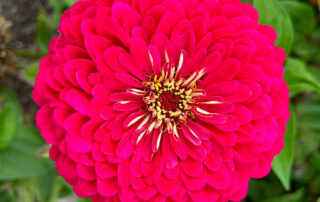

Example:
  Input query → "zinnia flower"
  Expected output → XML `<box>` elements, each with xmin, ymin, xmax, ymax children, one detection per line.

<box><xmin>33</xmin><ymin>0</ymin><xmax>290</xmax><ymax>201</ymax></box>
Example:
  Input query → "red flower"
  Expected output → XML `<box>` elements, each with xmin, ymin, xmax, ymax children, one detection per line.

<box><xmin>34</xmin><ymin>0</ymin><xmax>290</xmax><ymax>201</ymax></box>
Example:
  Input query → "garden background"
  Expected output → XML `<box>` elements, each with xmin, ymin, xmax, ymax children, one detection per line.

<box><xmin>0</xmin><ymin>0</ymin><xmax>319</xmax><ymax>201</ymax></box>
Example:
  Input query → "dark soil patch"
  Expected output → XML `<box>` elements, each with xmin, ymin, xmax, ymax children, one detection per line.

<box><xmin>0</xmin><ymin>0</ymin><xmax>47</xmax><ymax>125</ymax></box>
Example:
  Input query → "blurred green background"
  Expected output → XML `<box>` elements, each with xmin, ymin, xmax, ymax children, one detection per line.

<box><xmin>0</xmin><ymin>0</ymin><xmax>319</xmax><ymax>201</ymax></box>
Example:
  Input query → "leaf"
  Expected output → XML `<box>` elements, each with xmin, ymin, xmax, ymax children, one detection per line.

<box><xmin>281</xmin><ymin>1</ymin><xmax>316</xmax><ymax>36</ymax></box>
<box><xmin>0</xmin><ymin>87</ymin><xmax>21</xmax><ymax>149</ymax></box>
<box><xmin>272</xmin><ymin>105</ymin><xmax>296</xmax><ymax>191</ymax></box>
<box><xmin>22</xmin><ymin>61</ymin><xmax>39</xmax><ymax>85</ymax></box>
<box><xmin>48</xmin><ymin>176</ymin><xmax>74</xmax><ymax>202</ymax></box>
<box><xmin>36</xmin><ymin>171</ymin><xmax>56</xmax><ymax>201</ymax></box>
<box><xmin>0</xmin><ymin>123</ymin><xmax>53</xmax><ymax>180</ymax></box>
<box><xmin>261</xmin><ymin>188</ymin><xmax>305</xmax><ymax>202</ymax></box>
<box><xmin>78</xmin><ymin>198</ymin><xmax>92</xmax><ymax>202</ymax></box>
<box><xmin>36</xmin><ymin>11</ymin><xmax>52</xmax><ymax>54</ymax></box>
<box><xmin>293</xmin><ymin>34</ymin><xmax>320</xmax><ymax>63</ymax></box>
<box><xmin>66</xmin><ymin>0</ymin><xmax>79</xmax><ymax>7</ymax></box>
<box><xmin>0</xmin><ymin>105</ymin><xmax>18</xmax><ymax>150</ymax></box>
<box><xmin>284</xmin><ymin>58</ymin><xmax>320</xmax><ymax>97</ymax></box>
<box><xmin>0</xmin><ymin>190</ymin><xmax>14</xmax><ymax>202</ymax></box>
<box><xmin>253</xmin><ymin>0</ymin><xmax>294</xmax><ymax>55</ymax></box>
<box><xmin>296</xmin><ymin>98</ymin><xmax>320</xmax><ymax>131</ymax></box>
<box><xmin>240</xmin><ymin>0</ymin><xmax>253</xmax><ymax>3</ymax></box>
<box><xmin>47</xmin><ymin>0</ymin><xmax>65</xmax><ymax>11</ymax></box>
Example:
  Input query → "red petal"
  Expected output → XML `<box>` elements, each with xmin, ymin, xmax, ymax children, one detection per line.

<box><xmin>180</xmin><ymin>158</ymin><xmax>203</xmax><ymax>177</ymax></box>
<box><xmin>207</xmin><ymin>164</ymin><xmax>231</xmax><ymax>189</ymax></box>
<box><xmin>97</xmin><ymin>178</ymin><xmax>119</xmax><ymax>197</ymax></box>
<box><xmin>181</xmin><ymin>166</ymin><xmax>207</xmax><ymax>191</ymax></box>
<box><xmin>95</xmin><ymin>161</ymin><xmax>117</xmax><ymax>179</ymax></box>
<box><xmin>156</xmin><ymin>174</ymin><xmax>181</xmax><ymax>196</ymax></box>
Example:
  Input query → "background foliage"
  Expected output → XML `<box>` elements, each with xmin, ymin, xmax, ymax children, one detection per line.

<box><xmin>0</xmin><ymin>0</ymin><xmax>319</xmax><ymax>201</ymax></box>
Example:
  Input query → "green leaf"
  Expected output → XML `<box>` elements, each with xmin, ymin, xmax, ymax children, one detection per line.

<box><xmin>22</xmin><ymin>61</ymin><xmax>39</xmax><ymax>84</ymax></box>
<box><xmin>0</xmin><ymin>190</ymin><xmax>14</xmax><ymax>202</ymax></box>
<box><xmin>65</xmin><ymin>0</ymin><xmax>79</xmax><ymax>7</ymax></box>
<box><xmin>281</xmin><ymin>1</ymin><xmax>316</xmax><ymax>36</ymax></box>
<box><xmin>36</xmin><ymin>171</ymin><xmax>56</xmax><ymax>201</ymax></box>
<box><xmin>78</xmin><ymin>198</ymin><xmax>92</xmax><ymax>202</ymax></box>
<box><xmin>261</xmin><ymin>188</ymin><xmax>305</xmax><ymax>202</ymax></box>
<box><xmin>318</xmin><ymin>0</ymin><xmax>320</xmax><ymax>10</ymax></box>
<box><xmin>0</xmin><ymin>123</ymin><xmax>53</xmax><ymax>180</ymax></box>
<box><xmin>36</xmin><ymin>11</ymin><xmax>53</xmax><ymax>54</ymax></box>
<box><xmin>293</xmin><ymin>35</ymin><xmax>320</xmax><ymax>63</ymax></box>
<box><xmin>253</xmin><ymin>0</ymin><xmax>294</xmax><ymax>54</ymax></box>
<box><xmin>296</xmin><ymin>98</ymin><xmax>320</xmax><ymax>131</ymax></box>
<box><xmin>240</xmin><ymin>0</ymin><xmax>253</xmax><ymax>3</ymax></box>
<box><xmin>0</xmin><ymin>105</ymin><xmax>18</xmax><ymax>150</ymax></box>
<box><xmin>47</xmin><ymin>0</ymin><xmax>66</xmax><ymax>11</ymax></box>
<box><xmin>47</xmin><ymin>176</ymin><xmax>73</xmax><ymax>202</ymax></box>
<box><xmin>284</xmin><ymin>58</ymin><xmax>320</xmax><ymax>97</ymax></box>
<box><xmin>272</xmin><ymin>105</ymin><xmax>296</xmax><ymax>191</ymax></box>
<box><xmin>0</xmin><ymin>87</ymin><xmax>21</xmax><ymax>149</ymax></box>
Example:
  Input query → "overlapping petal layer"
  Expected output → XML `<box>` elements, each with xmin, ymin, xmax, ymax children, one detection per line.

<box><xmin>34</xmin><ymin>0</ymin><xmax>290</xmax><ymax>201</ymax></box>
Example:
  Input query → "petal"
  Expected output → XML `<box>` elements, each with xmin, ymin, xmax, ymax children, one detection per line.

<box><xmin>97</xmin><ymin>178</ymin><xmax>119</xmax><ymax>197</ymax></box>
<box><xmin>95</xmin><ymin>161</ymin><xmax>117</xmax><ymax>179</ymax></box>
<box><xmin>204</xmin><ymin>151</ymin><xmax>222</xmax><ymax>172</ymax></box>
<box><xmin>65</xmin><ymin>134</ymin><xmax>93</xmax><ymax>153</ymax></box>
<box><xmin>207</xmin><ymin>164</ymin><xmax>231</xmax><ymax>189</ymax></box>
<box><xmin>188</xmin><ymin>186</ymin><xmax>220</xmax><ymax>202</ymax></box>
<box><xmin>180</xmin><ymin>158</ymin><xmax>203</xmax><ymax>177</ymax></box>
<box><xmin>136</xmin><ymin>186</ymin><xmax>157</xmax><ymax>200</ymax></box>
<box><xmin>116</xmin><ymin>132</ymin><xmax>134</xmax><ymax>158</ymax></box>
<box><xmin>76</xmin><ymin>164</ymin><xmax>96</xmax><ymax>181</ymax></box>
<box><xmin>162</xmin><ymin>133</ymin><xmax>178</xmax><ymax>169</ymax></box>
<box><xmin>156</xmin><ymin>174</ymin><xmax>181</xmax><ymax>196</ymax></box>
<box><xmin>181</xmin><ymin>166</ymin><xmax>207</xmax><ymax>191</ymax></box>
<box><xmin>118</xmin><ymin>159</ymin><xmax>131</xmax><ymax>187</ymax></box>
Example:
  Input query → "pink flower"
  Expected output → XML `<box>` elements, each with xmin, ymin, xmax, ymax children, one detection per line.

<box><xmin>33</xmin><ymin>0</ymin><xmax>290</xmax><ymax>201</ymax></box>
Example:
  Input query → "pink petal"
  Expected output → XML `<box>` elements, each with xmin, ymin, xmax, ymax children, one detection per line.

<box><xmin>215</xmin><ymin>115</ymin><xmax>240</xmax><ymax>132</ymax></box>
<box><xmin>76</xmin><ymin>164</ymin><xmax>96</xmax><ymax>180</ymax></box>
<box><xmin>103</xmin><ymin>46</ymin><xmax>127</xmax><ymax>72</ymax></box>
<box><xmin>204</xmin><ymin>151</ymin><xmax>222</xmax><ymax>172</ymax></box>
<box><xmin>116</xmin><ymin>132</ymin><xmax>134</xmax><ymax>158</ymax></box>
<box><xmin>118</xmin><ymin>159</ymin><xmax>131</xmax><ymax>187</ymax></box>
<box><xmin>180</xmin><ymin>124</ymin><xmax>201</xmax><ymax>146</ymax></box>
<box><xmin>186</xmin><ymin>120</ymin><xmax>211</xmax><ymax>140</ymax></box>
<box><xmin>207</xmin><ymin>164</ymin><xmax>231</xmax><ymax>189</ymax></box>
<box><xmin>163</xmin><ymin>164</ymin><xmax>180</xmax><ymax>180</ymax></box>
<box><xmin>156</xmin><ymin>174</ymin><xmax>181</xmax><ymax>196</ymax></box>
<box><xmin>169</xmin><ymin>134</ymin><xmax>188</xmax><ymax>160</ymax></box>
<box><xmin>63</xmin><ymin>112</ymin><xmax>88</xmax><ymax>136</ymax></box>
<box><xmin>92</xmin><ymin>83</ymin><xmax>112</xmax><ymax>104</ymax></box>
<box><xmin>97</xmin><ymin>178</ymin><xmax>119</xmax><ymax>197</ymax></box>
<box><xmin>188</xmin><ymin>186</ymin><xmax>220</xmax><ymax>202</ymax></box>
<box><xmin>115</xmin><ymin>72</ymin><xmax>144</xmax><ymax>89</ymax></box>
<box><xmin>136</xmin><ymin>185</ymin><xmax>157</xmax><ymax>200</ymax></box>
<box><xmin>73</xmin><ymin>178</ymin><xmax>98</xmax><ymax>198</ymax></box>
<box><xmin>113</xmin><ymin>101</ymin><xmax>144</xmax><ymax>112</ymax></box>
<box><xmin>180</xmin><ymin>158</ymin><xmax>203</xmax><ymax>177</ymax></box>
<box><xmin>162</xmin><ymin>133</ymin><xmax>178</xmax><ymax>169</ymax></box>
<box><xmin>65</xmin><ymin>134</ymin><xmax>93</xmax><ymax>153</ymax></box>
<box><xmin>181</xmin><ymin>166</ymin><xmax>207</xmax><ymax>191</ymax></box>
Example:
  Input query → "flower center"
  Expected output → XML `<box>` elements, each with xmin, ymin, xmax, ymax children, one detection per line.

<box><xmin>121</xmin><ymin>52</ymin><xmax>207</xmax><ymax>150</ymax></box>
<box><xmin>158</xmin><ymin>91</ymin><xmax>180</xmax><ymax>111</ymax></box>
<box><xmin>143</xmin><ymin>74</ymin><xmax>196</xmax><ymax>125</ymax></box>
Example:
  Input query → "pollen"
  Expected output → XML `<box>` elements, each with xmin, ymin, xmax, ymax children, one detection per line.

<box><xmin>141</xmin><ymin>53</ymin><xmax>206</xmax><ymax>138</ymax></box>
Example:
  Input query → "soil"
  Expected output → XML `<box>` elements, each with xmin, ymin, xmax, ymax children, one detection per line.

<box><xmin>0</xmin><ymin>0</ymin><xmax>47</xmax><ymax>125</ymax></box>
<box><xmin>0</xmin><ymin>0</ymin><xmax>43</xmax><ymax>49</ymax></box>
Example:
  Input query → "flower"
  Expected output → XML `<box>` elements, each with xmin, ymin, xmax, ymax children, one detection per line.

<box><xmin>33</xmin><ymin>0</ymin><xmax>290</xmax><ymax>201</ymax></box>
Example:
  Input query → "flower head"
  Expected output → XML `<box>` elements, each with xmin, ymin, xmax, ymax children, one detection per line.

<box><xmin>34</xmin><ymin>0</ymin><xmax>290</xmax><ymax>201</ymax></box>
